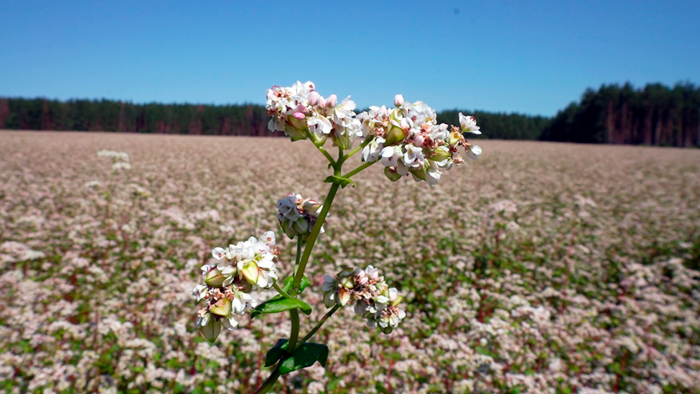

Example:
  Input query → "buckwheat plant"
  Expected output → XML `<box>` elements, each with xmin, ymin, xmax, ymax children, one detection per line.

<box><xmin>189</xmin><ymin>81</ymin><xmax>484</xmax><ymax>393</ymax></box>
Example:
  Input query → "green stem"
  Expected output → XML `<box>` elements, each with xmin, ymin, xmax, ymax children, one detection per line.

<box><xmin>339</xmin><ymin>135</ymin><xmax>375</xmax><ymax>165</ymax></box>
<box><xmin>254</xmin><ymin>365</ymin><xmax>281</xmax><ymax>394</ymax></box>
<box><xmin>344</xmin><ymin>161</ymin><xmax>376</xmax><ymax>178</ymax></box>
<box><xmin>295</xmin><ymin>237</ymin><xmax>303</xmax><ymax>268</ymax></box>
<box><xmin>272</xmin><ymin>282</ymin><xmax>292</xmax><ymax>298</ymax></box>
<box><xmin>291</xmin><ymin>182</ymin><xmax>340</xmax><ymax>294</ymax></box>
<box><xmin>287</xmin><ymin>309</ymin><xmax>300</xmax><ymax>350</ymax></box>
<box><xmin>306</xmin><ymin>130</ymin><xmax>336</xmax><ymax>164</ymax></box>
<box><xmin>295</xmin><ymin>304</ymin><xmax>340</xmax><ymax>350</ymax></box>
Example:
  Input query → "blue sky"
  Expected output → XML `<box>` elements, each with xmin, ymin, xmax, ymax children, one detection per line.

<box><xmin>1</xmin><ymin>0</ymin><xmax>698</xmax><ymax>116</ymax></box>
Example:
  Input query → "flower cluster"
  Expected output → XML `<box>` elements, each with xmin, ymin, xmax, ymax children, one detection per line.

<box><xmin>277</xmin><ymin>192</ymin><xmax>323</xmax><ymax>240</ymax></box>
<box><xmin>322</xmin><ymin>265</ymin><xmax>406</xmax><ymax>333</ymax></box>
<box><xmin>97</xmin><ymin>149</ymin><xmax>131</xmax><ymax>170</ymax></box>
<box><xmin>191</xmin><ymin>231</ymin><xmax>279</xmax><ymax>341</ymax></box>
<box><xmin>266</xmin><ymin>81</ymin><xmax>362</xmax><ymax>149</ymax></box>
<box><xmin>358</xmin><ymin>97</ymin><xmax>482</xmax><ymax>185</ymax></box>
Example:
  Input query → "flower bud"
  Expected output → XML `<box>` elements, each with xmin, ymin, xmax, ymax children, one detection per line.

<box><xmin>284</xmin><ymin>123</ymin><xmax>307</xmax><ymax>141</ymax></box>
<box><xmin>205</xmin><ymin>267</ymin><xmax>226</xmax><ymax>288</ymax></box>
<box><xmin>340</xmin><ymin>275</ymin><xmax>355</xmax><ymax>289</ymax></box>
<box><xmin>292</xmin><ymin>218</ymin><xmax>309</xmax><ymax>234</ymax></box>
<box><xmin>385</xmin><ymin>125</ymin><xmax>405</xmax><ymax>146</ymax></box>
<box><xmin>318</xmin><ymin>96</ymin><xmax>326</xmax><ymax>108</ymax></box>
<box><xmin>288</xmin><ymin>114</ymin><xmax>306</xmax><ymax>130</ymax></box>
<box><xmin>413</xmin><ymin>135</ymin><xmax>424</xmax><ymax>147</ymax></box>
<box><xmin>384</xmin><ymin>167</ymin><xmax>402</xmax><ymax>182</ymax></box>
<box><xmin>308</xmin><ymin>91</ymin><xmax>321</xmax><ymax>106</ymax></box>
<box><xmin>432</xmin><ymin>146</ymin><xmax>450</xmax><ymax>162</ymax></box>
<box><xmin>394</xmin><ymin>94</ymin><xmax>404</xmax><ymax>107</ymax></box>
<box><xmin>210</xmin><ymin>297</ymin><xmax>232</xmax><ymax>317</ymax></box>
<box><xmin>326</xmin><ymin>94</ymin><xmax>338</xmax><ymax>108</ymax></box>
<box><xmin>411</xmin><ymin>166</ymin><xmax>427</xmax><ymax>181</ymax></box>
<box><xmin>333</xmin><ymin>133</ymin><xmax>351</xmax><ymax>150</ymax></box>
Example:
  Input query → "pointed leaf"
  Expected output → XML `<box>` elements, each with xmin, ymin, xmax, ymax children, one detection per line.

<box><xmin>279</xmin><ymin>343</ymin><xmax>329</xmax><ymax>375</ymax></box>
<box><xmin>281</xmin><ymin>275</ymin><xmax>311</xmax><ymax>295</ymax></box>
<box><xmin>264</xmin><ymin>339</ymin><xmax>289</xmax><ymax>367</ymax></box>
<box><xmin>251</xmin><ymin>297</ymin><xmax>312</xmax><ymax>318</ymax></box>
<box><xmin>323</xmin><ymin>175</ymin><xmax>355</xmax><ymax>188</ymax></box>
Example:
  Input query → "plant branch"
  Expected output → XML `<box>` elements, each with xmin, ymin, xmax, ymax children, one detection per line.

<box><xmin>339</xmin><ymin>135</ymin><xmax>375</xmax><ymax>165</ymax></box>
<box><xmin>344</xmin><ymin>161</ymin><xmax>376</xmax><ymax>179</ymax></box>
<box><xmin>272</xmin><ymin>282</ymin><xmax>292</xmax><ymax>298</ymax></box>
<box><xmin>296</xmin><ymin>304</ymin><xmax>340</xmax><ymax>350</ymax></box>
<box><xmin>291</xmin><ymin>181</ymin><xmax>340</xmax><ymax>294</ymax></box>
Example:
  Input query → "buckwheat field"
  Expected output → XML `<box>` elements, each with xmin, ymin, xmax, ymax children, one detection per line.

<box><xmin>1</xmin><ymin>130</ymin><xmax>699</xmax><ymax>394</ymax></box>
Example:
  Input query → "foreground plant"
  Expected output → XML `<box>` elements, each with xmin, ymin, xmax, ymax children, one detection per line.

<box><xmin>190</xmin><ymin>81</ymin><xmax>484</xmax><ymax>393</ymax></box>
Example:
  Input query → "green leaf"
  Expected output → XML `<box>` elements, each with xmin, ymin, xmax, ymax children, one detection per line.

<box><xmin>281</xmin><ymin>275</ymin><xmax>311</xmax><ymax>295</ymax></box>
<box><xmin>279</xmin><ymin>343</ymin><xmax>329</xmax><ymax>375</ymax></box>
<box><xmin>251</xmin><ymin>297</ymin><xmax>312</xmax><ymax>318</ymax></box>
<box><xmin>323</xmin><ymin>175</ymin><xmax>355</xmax><ymax>188</ymax></box>
<box><xmin>264</xmin><ymin>339</ymin><xmax>289</xmax><ymax>367</ymax></box>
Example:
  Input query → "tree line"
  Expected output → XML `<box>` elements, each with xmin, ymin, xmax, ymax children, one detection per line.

<box><xmin>0</xmin><ymin>98</ymin><xmax>272</xmax><ymax>136</ymax></box>
<box><xmin>541</xmin><ymin>82</ymin><xmax>700</xmax><ymax>147</ymax></box>
<box><xmin>1</xmin><ymin>82</ymin><xmax>698</xmax><ymax>147</ymax></box>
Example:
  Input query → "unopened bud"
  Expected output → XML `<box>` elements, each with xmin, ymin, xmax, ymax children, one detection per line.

<box><xmin>326</xmin><ymin>94</ymin><xmax>338</xmax><ymax>108</ymax></box>
<box><xmin>333</xmin><ymin>133</ymin><xmax>351</xmax><ymax>150</ymax></box>
<box><xmin>308</xmin><ymin>91</ymin><xmax>321</xmax><ymax>106</ymax></box>
<box><xmin>413</xmin><ymin>135</ymin><xmax>424</xmax><ymax>147</ymax></box>
<box><xmin>384</xmin><ymin>167</ymin><xmax>402</xmax><ymax>182</ymax></box>
<box><xmin>293</xmin><ymin>112</ymin><xmax>305</xmax><ymax>120</ymax></box>
<box><xmin>432</xmin><ymin>146</ymin><xmax>450</xmax><ymax>162</ymax></box>
<box><xmin>340</xmin><ymin>275</ymin><xmax>355</xmax><ymax>289</ymax></box>
<box><xmin>411</xmin><ymin>166</ymin><xmax>427</xmax><ymax>181</ymax></box>
<box><xmin>205</xmin><ymin>268</ymin><xmax>226</xmax><ymax>288</ymax></box>
<box><xmin>394</xmin><ymin>94</ymin><xmax>404</xmax><ymax>107</ymax></box>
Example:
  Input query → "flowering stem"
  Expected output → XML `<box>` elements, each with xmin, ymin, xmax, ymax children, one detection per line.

<box><xmin>306</xmin><ymin>130</ymin><xmax>336</xmax><ymax>164</ymax></box>
<box><xmin>295</xmin><ymin>304</ymin><xmax>340</xmax><ymax>350</ymax></box>
<box><xmin>344</xmin><ymin>161</ymin><xmax>376</xmax><ymax>179</ymax></box>
<box><xmin>291</xmin><ymin>181</ymin><xmax>340</xmax><ymax>294</ymax></box>
<box><xmin>339</xmin><ymin>135</ymin><xmax>375</xmax><ymax>165</ymax></box>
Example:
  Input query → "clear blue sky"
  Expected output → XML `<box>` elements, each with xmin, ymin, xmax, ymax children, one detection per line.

<box><xmin>1</xmin><ymin>0</ymin><xmax>698</xmax><ymax>116</ymax></box>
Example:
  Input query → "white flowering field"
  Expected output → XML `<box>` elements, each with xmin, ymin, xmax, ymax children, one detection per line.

<box><xmin>1</xmin><ymin>130</ymin><xmax>699</xmax><ymax>394</ymax></box>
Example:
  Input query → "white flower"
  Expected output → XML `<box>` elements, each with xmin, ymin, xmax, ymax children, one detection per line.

<box><xmin>403</xmin><ymin>144</ymin><xmax>425</xmax><ymax>168</ymax></box>
<box><xmin>459</xmin><ymin>113</ymin><xmax>481</xmax><ymax>134</ymax></box>
<box><xmin>380</xmin><ymin>146</ymin><xmax>403</xmax><ymax>167</ymax></box>
<box><xmin>112</xmin><ymin>162</ymin><xmax>131</xmax><ymax>171</ymax></box>
<box><xmin>190</xmin><ymin>284</ymin><xmax>208</xmax><ymax>302</ymax></box>
<box><xmin>308</xmin><ymin>113</ymin><xmax>333</xmax><ymax>135</ymax></box>
<box><xmin>466</xmin><ymin>144</ymin><xmax>482</xmax><ymax>160</ymax></box>
<box><xmin>221</xmin><ymin>313</ymin><xmax>238</xmax><ymax>331</ymax></box>
<box><xmin>362</xmin><ymin>137</ymin><xmax>385</xmax><ymax>163</ymax></box>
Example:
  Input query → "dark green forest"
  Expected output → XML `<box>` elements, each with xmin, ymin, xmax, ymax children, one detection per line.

<box><xmin>2</xmin><ymin>82</ymin><xmax>698</xmax><ymax>146</ymax></box>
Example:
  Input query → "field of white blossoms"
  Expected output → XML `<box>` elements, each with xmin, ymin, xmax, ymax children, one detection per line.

<box><xmin>1</xmin><ymin>130</ymin><xmax>699</xmax><ymax>394</ymax></box>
